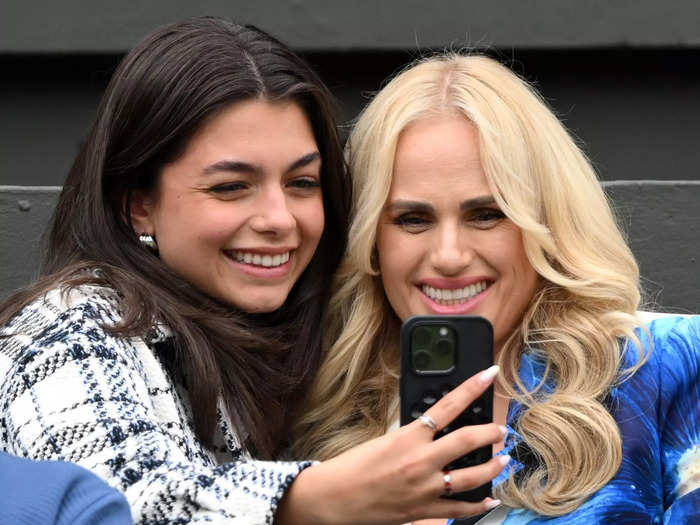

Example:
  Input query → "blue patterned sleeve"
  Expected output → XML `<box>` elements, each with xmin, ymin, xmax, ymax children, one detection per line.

<box><xmin>653</xmin><ymin>316</ymin><xmax>700</xmax><ymax>524</ymax></box>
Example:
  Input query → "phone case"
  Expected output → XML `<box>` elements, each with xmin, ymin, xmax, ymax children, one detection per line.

<box><xmin>400</xmin><ymin>315</ymin><xmax>494</xmax><ymax>502</ymax></box>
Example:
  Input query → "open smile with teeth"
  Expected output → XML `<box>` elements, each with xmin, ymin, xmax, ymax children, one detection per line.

<box><xmin>421</xmin><ymin>280</ymin><xmax>489</xmax><ymax>305</ymax></box>
<box><xmin>228</xmin><ymin>250</ymin><xmax>291</xmax><ymax>268</ymax></box>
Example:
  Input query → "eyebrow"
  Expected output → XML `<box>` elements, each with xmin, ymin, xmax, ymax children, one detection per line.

<box><xmin>384</xmin><ymin>200</ymin><xmax>434</xmax><ymax>214</ymax></box>
<box><xmin>202</xmin><ymin>151</ymin><xmax>321</xmax><ymax>176</ymax></box>
<box><xmin>460</xmin><ymin>196</ymin><xmax>496</xmax><ymax>210</ymax></box>
<box><xmin>385</xmin><ymin>195</ymin><xmax>497</xmax><ymax>213</ymax></box>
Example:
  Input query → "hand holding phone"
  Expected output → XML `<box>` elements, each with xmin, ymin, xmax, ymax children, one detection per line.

<box><xmin>280</xmin><ymin>350</ymin><xmax>505</xmax><ymax>524</ymax></box>
<box><xmin>400</xmin><ymin>315</ymin><xmax>495</xmax><ymax>502</ymax></box>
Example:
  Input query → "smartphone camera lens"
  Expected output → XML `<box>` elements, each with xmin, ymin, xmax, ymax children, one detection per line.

<box><xmin>435</xmin><ymin>338</ymin><xmax>452</xmax><ymax>356</ymax></box>
<box><xmin>413</xmin><ymin>350</ymin><xmax>432</xmax><ymax>371</ymax></box>
<box><xmin>413</xmin><ymin>326</ymin><xmax>432</xmax><ymax>348</ymax></box>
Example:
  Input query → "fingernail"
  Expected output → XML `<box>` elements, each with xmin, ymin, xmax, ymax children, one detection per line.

<box><xmin>498</xmin><ymin>454</ymin><xmax>511</xmax><ymax>467</ymax></box>
<box><xmin>484</xmin><ymin>498</ymin><xmax>502</xmax><ymax>510</ymax></box>
<box><xmin>499</xmin><ymin>425</ymin><xmax>507</xmax><ymax>438</ymax></box>
<box><xmin>478</xmin><ymin>365</ymin><xmax>500</xmax><ymax>385</ymax></box>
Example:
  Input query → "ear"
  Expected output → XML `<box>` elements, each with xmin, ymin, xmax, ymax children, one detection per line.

<box><xmin>126</xmin><ymin>190</ymin><xmax>156</xmax><ymax>235</ymax></box>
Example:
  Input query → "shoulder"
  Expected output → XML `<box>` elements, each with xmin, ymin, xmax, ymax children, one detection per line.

<box><xmin>615</xmin><ymin>313</ymin><xmax>699</xmax><ymax>419</ymax></box>
<box><xmin>639</xmin><ymin>313</ymin><xmax>700</xmax><ymax>376</ymax></box>
<box><xmin>0</xmin><ymin>283</ymin><xmax>168</xmax><ymax>408</ymax></box>
<box><xmin>30</xmin><ymin>283</ymin><xmax>122</xmax><ymax>322</ymax></box>
<box><xmin>618</xmin><ymin>314</ymin><xmax>700</xmax><ymax>442</ymax></box>
<box><xmin>1</xmin><ymin>283</ymin><xmax>123</xmax><ymax>364</ymax></box>
<box><xmin>622</xmin><ymin>312</ymin><xmax>699</xmax><ymax>369</ymax></box>
<box><xmin>2</xmin><ymin>283</ymin><xmax>123</xmax><ymax>340</ymax></box>
<box><xmin>0</xmin><ymin>451</ymin><xmax>132</xmax><ymax>524</ymax></box>
<box><xmin>636</xmin><ymin>316</ymin><xmax>700</xmax><ymax>514</ymax></box>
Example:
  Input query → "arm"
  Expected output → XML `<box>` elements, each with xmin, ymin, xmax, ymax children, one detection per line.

<box><xmin>1</xmin><ymin>298</ymin><xmax>311</xmax><ymax>524</ymax></box>
<box><xmin>1</xmin><ymin>293</ymin><xmax>506</xmax><ymax>525</ymax></box>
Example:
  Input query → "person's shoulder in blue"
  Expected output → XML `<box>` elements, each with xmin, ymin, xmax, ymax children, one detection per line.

<box><xmin>643</xmin><ymin>314</ymin><xmax>700</xmax><ymax>523</ymax></box>
<box><xmin>0</xmin><ymin>450</ymin><xmax>132</xmax><ymax>525</ymax></box>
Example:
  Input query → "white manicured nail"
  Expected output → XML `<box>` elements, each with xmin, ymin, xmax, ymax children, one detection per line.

<box><xmin>478</xmin><ymin>365</ymin><xmax>500</xmax><ymax>385</ymax></box>
<box><xmin>499</xmin><ymin>425</ymin><xmax>507</xmax><ymax>437</ymax></box>
<box><xmin>498</xmin><ymin>454</ymin><xmax>511</xmax><ymax>467</ymax></box>
<box><xmin>484</xmin><ymin>498</ymin><xmax>502</xmax><ymax>510</ymax></box>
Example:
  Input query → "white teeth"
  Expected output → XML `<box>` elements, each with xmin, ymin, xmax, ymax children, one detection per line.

<box><xmin>421</xmin><ymin>281</ymin><xmax>489</xmax><ymax>304</ymax></box>
<box><xmin>229</xmin><ymin>250</ymin><xmax>291</xmax><ymax>268</ymax></box>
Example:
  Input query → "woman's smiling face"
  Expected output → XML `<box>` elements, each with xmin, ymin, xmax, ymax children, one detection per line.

<box><xmin>131</xmin><ymin>99</ymin><xmax>324</xmax><ymax>313</ymax></box>
<box><xmin>376</xmin><ymin>114</ymin><xmax>538</xmax><ymax>352</ymax></box>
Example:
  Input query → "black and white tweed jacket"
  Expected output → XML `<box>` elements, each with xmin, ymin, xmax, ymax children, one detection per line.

<box><xmin>0</xmin><ymin>285</ymin><xmax>312</xmax><ymax>524</ymax></box>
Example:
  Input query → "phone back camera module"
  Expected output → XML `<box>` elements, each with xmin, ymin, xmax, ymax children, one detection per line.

<box><xmin>411</xmin><ymin>324</ymin><xmax>456</xmax><ymax>373</ymax></box>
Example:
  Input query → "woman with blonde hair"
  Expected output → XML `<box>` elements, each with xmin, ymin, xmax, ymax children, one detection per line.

<box><xmin>294</xmin><ymin>54</ymin><xmax>700</xmax><ymax>523</ymax></box>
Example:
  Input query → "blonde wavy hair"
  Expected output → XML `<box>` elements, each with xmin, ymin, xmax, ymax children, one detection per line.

<box><xmin>292</xmin><ymin>54</ymin><xmax>646</xmax><ymax>516</ymax></box>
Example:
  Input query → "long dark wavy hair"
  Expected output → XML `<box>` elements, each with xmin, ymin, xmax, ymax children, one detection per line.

<box><xmin>0</xmin><ymin>16</ymin><xmax>350</xmax><ymax>458</ymax></box>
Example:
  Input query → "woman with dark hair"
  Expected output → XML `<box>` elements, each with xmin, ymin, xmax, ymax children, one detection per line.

<box><xmin>0</xmin><ymin>17</ymin><xmax>507</xmax><ymax>524</ymax></box>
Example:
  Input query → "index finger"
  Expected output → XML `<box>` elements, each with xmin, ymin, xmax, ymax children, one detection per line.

<box><xmin>421</xmin><ymin>365</ymin><xmax>499</xmax><ymax>432</ymax></box>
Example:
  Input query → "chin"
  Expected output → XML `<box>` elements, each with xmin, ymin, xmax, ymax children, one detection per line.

<box><xmin>236</xmin><ymin>296</ymin><xmax>287</xmax><ymax>314</ymax></box>
<box><xmin>248</xmin><ymin>305</ymin><xmax>283</xmax><ymax>314</ymax></box>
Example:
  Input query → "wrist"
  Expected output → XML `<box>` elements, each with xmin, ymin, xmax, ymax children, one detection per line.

<box><xmin>276</xmin><ymin>463</ymin><xmax>329</xmax><ymax>525</ymax></box>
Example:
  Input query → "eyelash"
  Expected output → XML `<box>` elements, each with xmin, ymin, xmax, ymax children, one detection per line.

<box><xmin>392</xmin><ymin>208</ymin><xmax>506</xmax><ymax>231</ymax></box>
<box><xmin>288</xmin><ymin>177</ymin><xmax>321</xmax><ymax>189</ymax></box>
<box><xmin>208</xmin><ymin>176</ymin><xmax>320</xmax><ymax>194</ymax></box>
<box><xmin>393</xmin><ymin>215</ymin><xmax>429</xmax><ymax>227</ymax></box>
<box><xmin>473</xmin><ymin>208</ymin><xmax>506</xmax><ymax>223</ymax></box>
<box><xmin>209</xmin><ymin>182</ymin><xmax>247</xmax><ymax>193</ymax></box>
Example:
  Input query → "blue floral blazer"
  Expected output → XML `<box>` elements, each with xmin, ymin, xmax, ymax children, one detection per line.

<box><xmin>458</xmin><ymin>315</ymin><xmax>700</xmax><ymax>524</ymax></box>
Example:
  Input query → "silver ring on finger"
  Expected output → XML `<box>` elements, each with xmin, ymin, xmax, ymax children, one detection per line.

<box><xmin>418</xmin><ymin>413</ymin><xmax>438</xmax><ymax>433</ymax></box>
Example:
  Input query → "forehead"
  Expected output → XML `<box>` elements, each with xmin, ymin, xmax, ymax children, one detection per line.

<box><xmin>390</xmin><ymin>114</ymin><xmax>490</xmax><ymax>198</ymax></box>
<box><xmin>182</xmin><ymin>99</ymin><xmax>317</xmax><ymax>162</ymax></box>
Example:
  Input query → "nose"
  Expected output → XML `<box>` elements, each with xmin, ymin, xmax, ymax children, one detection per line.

<box><xmin>249</xmin><ymin>185</ymin><xmax>296</xmax><ymax>235</ymax></box>
<box><xmin>430</xmin><ymin>222</ymin><xmax>473</xmax><ymax>275</ymax></box>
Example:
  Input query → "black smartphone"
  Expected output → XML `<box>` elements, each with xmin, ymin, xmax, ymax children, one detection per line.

<box><xmin>400</xmin><ymin>315</ymin><xmax>494</xmax><ymax>502</ymax></box>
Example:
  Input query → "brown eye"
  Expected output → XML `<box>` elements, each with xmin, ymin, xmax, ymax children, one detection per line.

<box><xmin>393</xmin><ymin>214</ymin><xmax>431</xmax><ymax>232</ymax></box>
<box><xmin>476</xmin><ymin>209</ymin><xmax>505</xmax><ymax>221</ymax></box>
<box><xmin>471</xmin><ymin>208</ymin><xmax>506</xmax><ymax>228</ymax></box>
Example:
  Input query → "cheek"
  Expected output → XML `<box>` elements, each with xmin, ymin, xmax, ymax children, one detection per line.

<box><xmin>377</xmin><ymin>227</ymin><xmax>408</xmax><ymax>267</ymax></box>
<box><xmin>511</xmin><ymin>238</ymin><xmax>535</xmax><ymax>283</ymax></box>
<box><xmin>376</xmin><ymin>228</ymin><xmax>415</xmax><ymax>296</ymax></box>
<box><xmin>501</xmin><ymin>236</ymin><xmax>538</xmax><ymax>306</ymax></box>
<box><xmin>302</xmin><ymin>198</ymin><xmax>325</xmax><ymax>244</ymax></box>
<box><xmin>190</xmin><ymin>202</ymin><xmax>249</xmax><ymax>241</ymax></box>
<box><xmin>491</xmin><ymin>228</ymin><xmax>532</xmax><ymax>276</ymax></box>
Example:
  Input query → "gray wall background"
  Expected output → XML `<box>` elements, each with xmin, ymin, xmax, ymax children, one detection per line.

<box><xmin>1</xmin><ymin>1</ymin><xmax>699</xmax><ymax>310</ymax></box>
